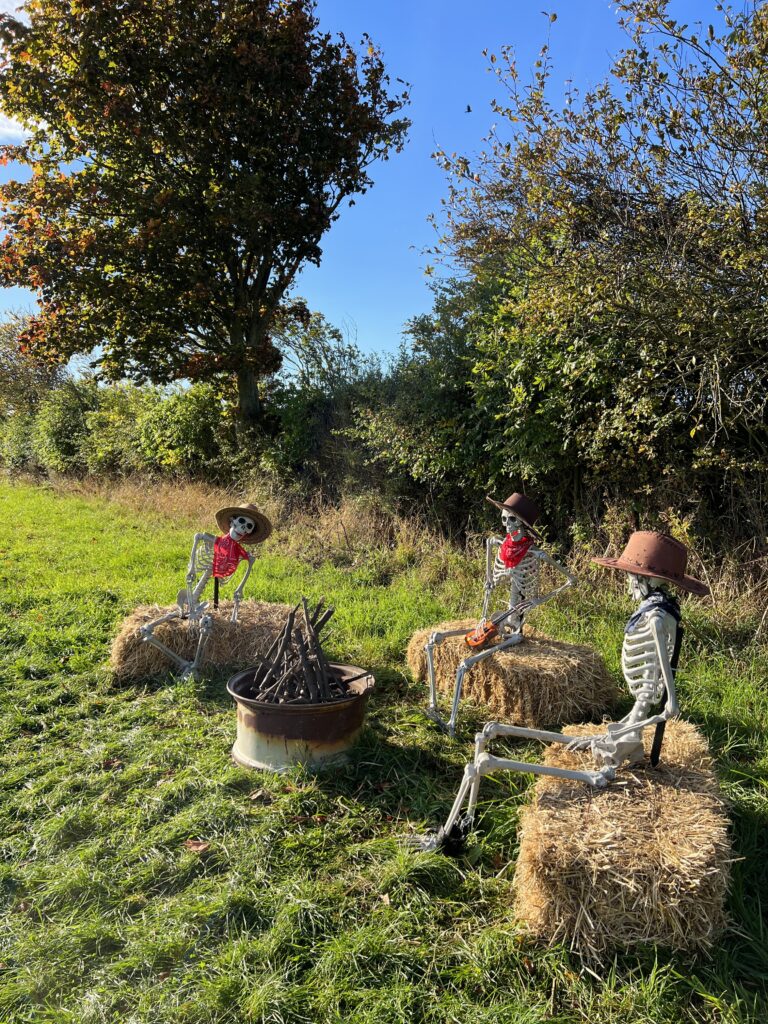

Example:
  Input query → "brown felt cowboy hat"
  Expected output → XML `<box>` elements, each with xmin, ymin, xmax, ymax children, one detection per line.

<box><xmin>592</xmin><ymin>531</ymin><xmax>709</xmax><ymax>596</ymax></box>
<box><xmin>485</xmin><ymin>492</ymin><xmax>541</xmax><ymax>538</ymax></box>
<box><xmin>215</xmin><ymin>503</ymin><xmax>273</xmax><ymax>545</ymax></box>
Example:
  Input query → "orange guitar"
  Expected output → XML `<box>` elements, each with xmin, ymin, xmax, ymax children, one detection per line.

<box><xmin>465</xmin><ymin>599</ymin><xmax>533</xmax><ymax>649</ymax></box>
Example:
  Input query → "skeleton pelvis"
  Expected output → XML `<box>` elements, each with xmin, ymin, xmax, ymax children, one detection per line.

<box><xmin>593</xmin><ymin>726</ymin><xmax>645</xmax><ymax>768</ymax></box>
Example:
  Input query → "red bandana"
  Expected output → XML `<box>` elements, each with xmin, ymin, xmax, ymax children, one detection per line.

<box><xmin>499</xmin><ymin>534</ymin><xmax>534</xmax><ymax>568</ymax></box>
<box><xmin>213</xmin><ymin>534</ymin><xmax>249</xmax><ymax>579</ymax></box>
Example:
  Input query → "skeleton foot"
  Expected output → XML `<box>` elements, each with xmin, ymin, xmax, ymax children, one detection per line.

<box><xmin>423</xmin><ymin>706</ymin><xmax>453</xmax><ymax>736</ymax></box>
<box><xmin>409</xmin><ymin>814</ymin><xmax>473</xmax><ymax>855</ymax></box>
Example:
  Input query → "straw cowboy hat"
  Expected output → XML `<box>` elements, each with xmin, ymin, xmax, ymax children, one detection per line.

<box><xmin>215</xmin><ymin>503</ymin><xmax>272</xmax><ymax>545</ymax></box>
<box><xmin>592</xmin><ymin>531</ymin><xmax>709</xmax><ymax>596</ymax></box>
<box><xmin>485</xmin><ymin>491</ymin><xmax>541</xmax><ymax>538</ymax></box>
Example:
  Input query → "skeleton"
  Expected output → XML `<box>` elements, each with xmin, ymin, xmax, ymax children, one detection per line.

<box><xmin>424</xmin><ymin>506</ymin><xmax>576</xmax><ymax>737</ymax></box>
<box><xmin>139</xmin><ymin>514</ymin><xmax>258</xmax><ymax>680</ymax></box>
<box><xmin>418</xmin><ymin>572</ymin><xmax>683</xmax><ymax>851</ymax></box>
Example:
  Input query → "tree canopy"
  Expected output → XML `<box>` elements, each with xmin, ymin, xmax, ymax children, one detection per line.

<box><xmin>433</xmin><ymin>0</ymin><xmax>768</xmax><ymax>537</ymax></box>
<box><xmin>0</xmin><ymin>0</ymin><xmax>409</xmax><ymax>429</ymax></box>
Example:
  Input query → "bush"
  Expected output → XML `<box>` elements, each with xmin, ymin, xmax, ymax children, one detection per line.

<box><xmin>263</xmin><ymin>312</ymin><xmax>385</xmax><ymax>493</ymax></box>
<box><xmin>84</xmin><ymin>384</ymin><xmax>161</xmax><ymax>476</ymax></box>
<box><xmin>1</xmin><ymin>412</ymin><xmax>37</xmax><ymax>472</ymax></box>
<box><xmin>32</xmin><ymin>378</ymin><xmax>98</xmax><ymax>474</ymax></box>
<box><xmin>138</xmin><ymin>382</ymin><xmax>229</xmax><ymax>477</ymax></box>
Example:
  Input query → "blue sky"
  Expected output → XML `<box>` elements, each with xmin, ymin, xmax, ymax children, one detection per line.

<box><xmin>0</xmin><ymin>0</ymin><xmax>714</xmax><ymax>356</ymax></box>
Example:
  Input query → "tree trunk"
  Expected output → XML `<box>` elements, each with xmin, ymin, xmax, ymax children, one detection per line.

<box><xmin>237</xmin><ymin>362</ymin><xmax>262</xmax><ymax>435</ymax></box>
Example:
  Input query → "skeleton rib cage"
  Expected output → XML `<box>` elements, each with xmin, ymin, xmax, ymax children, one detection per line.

<box><xmin>491</xmin><ymin>550</ymin><xmax>539</xmax><ymax>595</ymax></box>
<box><xmin>190</xmin><ymin>536</ymin><xmax>215</xmax><ymax>573</ymax></box>
<box><xmin>185</xmin><ymin>533</ymin><xmax>217</xmax><ymax>613</ymax></box>
<box><xmin>622</xmin><ymin>612</ymin><xmax>675</xmax><ymax>705</ymax></box>
<box><xmin>484</xmin><ymin>542</ymin><xmax>540</xmax><ymax>630</ymax></box>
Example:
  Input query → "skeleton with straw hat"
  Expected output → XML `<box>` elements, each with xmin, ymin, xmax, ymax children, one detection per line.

<box><xmin>416</xmin><ymin>531</ymin><xmax>709</xmax><ymax>852</ymax></box>
<box><xmin>139</xmin><ymin>503</ymin><xmax>272</xmax><ymax>679</ymax></box>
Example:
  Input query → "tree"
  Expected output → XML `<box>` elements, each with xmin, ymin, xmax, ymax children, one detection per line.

<box><xmin>0</xmin><ymin>0</ymin><xmax>409</xmax><ymax>432</ymax></box>
<box><xmin>0</xmin><ymin>316</ymin><xmax>64</xmax><ymax>417</ymax></box>
<box><xmin>346</xmin><ymin>276</ymin><xmax>501</xmax><ymax>525</ymax></box>
<box><xmin>264</xmin><ymin>309</ymin><xmax>383</xmax><ymax>488</ymax></box>
<box><xmin>434</xmin><ymin>1</ymin><xmax>768</xmax><ymax>542</ymax></box>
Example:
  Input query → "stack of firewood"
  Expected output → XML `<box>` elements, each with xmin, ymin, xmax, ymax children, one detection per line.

<box><xmin>243</xmin><ymin>598</ymin><xmax>351</xmax><ymax>704</ymax></box>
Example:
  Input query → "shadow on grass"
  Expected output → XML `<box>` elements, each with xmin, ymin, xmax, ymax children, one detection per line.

<box><xmin>98</xmin><ymin>664</ymin><xmax>768</xmax><ymax>1010</ymax></box>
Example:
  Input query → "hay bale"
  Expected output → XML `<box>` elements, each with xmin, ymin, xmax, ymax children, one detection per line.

<box><xmin>110</xmin><ymin>599</ymin><xmax>291</xmax><ymax>682</ymax></box>
<box><xmin>406</xmin><ymin>619</ymin><xmax>617</xmax><ymax>728</ymax></box>
<box><xmin>513</xmin><ymin>719</ymin><xmax>731</xmax><ymax>956</ymax></box>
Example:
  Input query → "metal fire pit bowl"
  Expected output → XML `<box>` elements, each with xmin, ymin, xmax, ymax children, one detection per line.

<box><xmin>227</xmin><ymin>663</ymin><xmax>375</xmax><ymax>772</ymax></box>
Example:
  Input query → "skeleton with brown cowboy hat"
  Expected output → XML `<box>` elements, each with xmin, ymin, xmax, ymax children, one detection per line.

<box><xmin>423</xmin><ymin>490</ymin><xmax>576</xmax><ymax>737</ymax></box>
<box><xmin>417</xmin><ymin>530</ymin><xmax>709</xmax><ymax>852</ymax></box>
<box><xmin>139</xmin><ymin>502</ymin><xmax>273</xmax><ymax>679</ymax></box>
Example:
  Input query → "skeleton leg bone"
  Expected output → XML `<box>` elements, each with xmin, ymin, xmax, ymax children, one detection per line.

<box><xmin>443</xmin><ymin>633</ymin><xmax>523</xmax><ymax>738</ymax></box>
<box><xmin>412</xmin><ymin>732</ymin><xmax>612</xmax><ymax>852</ymax></box>
<box><xmin>139</xmin><ymin>609</ymin><xmax>193</xmax><ymax>673</ymax></box>
<box><xmin>424</xmin><ymin>626</ymin><xmax>472</xmax><ymax>730</ymax></box>
<box><xmin>138</xmin><ymin>607</ymin><xmax>214</xmax><ymax>680</ymax></box>
<box><xmin>183</xmin><ymin>613</ymin><xmax>214</xmax><ymax>680</ymax></box>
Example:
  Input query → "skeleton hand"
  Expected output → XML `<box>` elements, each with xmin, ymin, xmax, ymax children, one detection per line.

<box><xmin>565</xmin><ymin>734</ymin><xmax>602</xmax><ymax>753</ymax></box>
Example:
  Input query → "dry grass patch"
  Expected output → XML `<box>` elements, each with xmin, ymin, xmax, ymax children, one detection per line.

<box><xmin>406</xmin><ymin>619</ymin><xmax>617</xmax><ymax>728</ymax></box>
<box><xmin>110</xmin><ymin>598</ymin><xmax>291</xmax><ymax>682</ymax></box>
<box><xmin>513</xmin><ymin>719</ymin><xmax>732</xmax><ymax>957</ymax></box>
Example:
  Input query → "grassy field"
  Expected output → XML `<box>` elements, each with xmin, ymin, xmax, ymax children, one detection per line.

<box><xmin>1</xmin><ymin>479</ymin><xmax>767</xmax><ymax>1023</ymax></box>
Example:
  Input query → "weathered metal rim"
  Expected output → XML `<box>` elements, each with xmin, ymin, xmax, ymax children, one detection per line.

<box><xmin>227</xmin><ymin>662</ymin><xmax>375</xmax><ymax>713</ymax></box>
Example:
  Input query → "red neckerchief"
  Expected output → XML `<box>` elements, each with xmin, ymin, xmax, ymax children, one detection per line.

<box><xmin>499</xmin><ymin>534</ymin><xmax>534</xmax><ymax>568</ymax></box>
<box><xmin>213</xmin><ymin>534</ymin><xmax>249</xmax><ymax>579</ymax></box>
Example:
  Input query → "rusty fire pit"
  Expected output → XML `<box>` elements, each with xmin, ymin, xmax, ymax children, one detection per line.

<box><xmin>227</xmin><ymin>663</ymin><xmax>375</xmax><ymax>771</ymax></box>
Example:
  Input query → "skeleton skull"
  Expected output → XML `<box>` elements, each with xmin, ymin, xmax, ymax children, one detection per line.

<box><xmin>229</xmin><ymin>515</ymin><xmax>255</xmax><ymax>542</ymax></box>
<box><xmin>628</xmin><ymin>572</ymin><xmax>666</xmax><ymax>600</ymax></box>
<box><xmin>501</xmin><ymin>511</ymin><xmax>527</xmax><ymax>540</ymax></box>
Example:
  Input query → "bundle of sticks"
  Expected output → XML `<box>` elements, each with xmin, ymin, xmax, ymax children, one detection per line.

<box><xmin>244</xmin><ymin>598</ymin><xmax>350</xmax><ymax>704</ymax></box>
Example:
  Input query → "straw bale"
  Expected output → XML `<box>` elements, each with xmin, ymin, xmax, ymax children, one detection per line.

<box><xmin>406</xmin><ymin>619</ymin><xmax>617</xmax><ymax>728</ymax></box>
<box><xmin>110</xmin><ymin>599</ymin><xmax>291</xmax><ymax>682</ymax></box>
<box><xmin>513</xmin><ymin>719</ymin><xmax>731</xmax><ymax>957</ymax></box>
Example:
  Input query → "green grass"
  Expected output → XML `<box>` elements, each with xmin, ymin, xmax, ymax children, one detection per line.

<box><xmin>0</xmin><ymin>480</ymin><xmax>767</xmax><ymax>1023</ymax></box>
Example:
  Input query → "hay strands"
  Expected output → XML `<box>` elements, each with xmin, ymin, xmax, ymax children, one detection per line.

<box><xmin>246</xmin><ymin>597</ymin><xmax>348</xmax><ymax>705</ymax></box>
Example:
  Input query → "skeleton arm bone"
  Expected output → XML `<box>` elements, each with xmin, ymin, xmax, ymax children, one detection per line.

<box><xmin>649</xmin><ymin>611</ymin><xmax>680</xmax><ymax>717</ymax></box>
<box><xmin>184</xmin><ymin>533</ymin><xmax>215</xmax><ymax>614</ymax></box>
<box><xmin>481</xmin><ymin>537</ymin><xmax>504</xmax><ymax>619</ymax></box>
<box><xmin>186</xmin><ymin>533</ymin><xmax>211</xmax><ymax>585</ymax></box>
<box><xmin>230</xmin><ymin>552</ymin><xmax>256</xmax><ymax>622</ymax></box>
<box><xmin>484</xmin><ymin>536</ymin><xmax>504</xmax><ymax>581</ymax></box>
<box><xmin>531</xmin><ymin>548</ymin><xmax>577</xmax><ymax>599</ymax></box>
